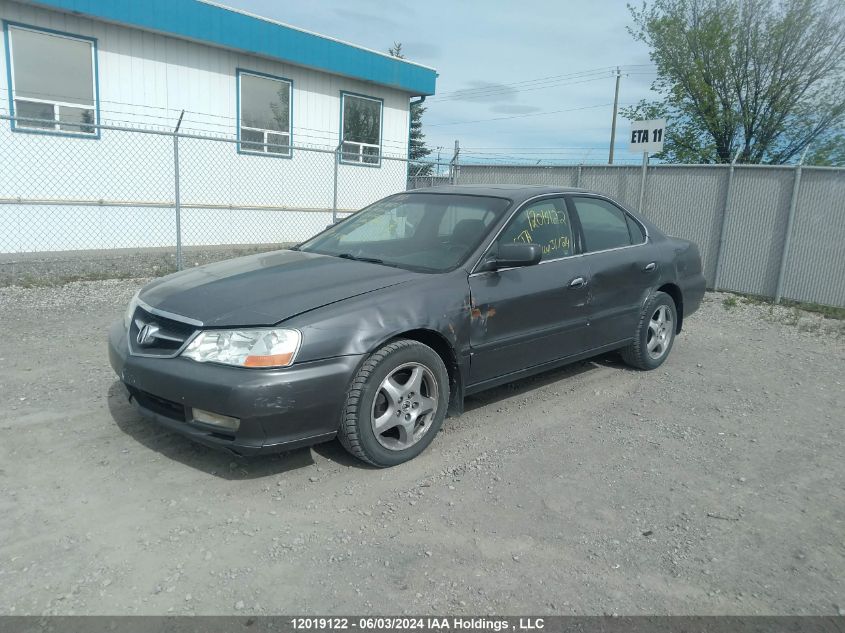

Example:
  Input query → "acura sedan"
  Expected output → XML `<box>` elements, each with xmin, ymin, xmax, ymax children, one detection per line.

<box><xmin>109</xmin><ymin>185</ymin><xmax>705</xmax><ymax>467</ymax></box>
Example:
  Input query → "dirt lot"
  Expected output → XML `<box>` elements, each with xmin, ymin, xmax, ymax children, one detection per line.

<box><xmin>0</xmin><ymin>280</ymin><xmax>843</xmax><ymax>616</ymax></box>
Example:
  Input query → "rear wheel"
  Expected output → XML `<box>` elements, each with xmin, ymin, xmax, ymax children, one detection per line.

<box><xmin>621</xmin><ymin>291</ymin><xmax>677</xmax><ymax>370</ymax></box>
<box><xmin>339</xmin><ymin>339</ymin><xmax>449</xmax><ymax>467</ymax></box>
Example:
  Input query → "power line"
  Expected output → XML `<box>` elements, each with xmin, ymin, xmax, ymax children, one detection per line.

<box><xmin>430</xmin><ymin>70</ymin><xmax>616</xmax><ymax>102</ymax></box>
<box><xmin>429</xmin><ymin>75</ymin><xmax>621</xmax><ymax>103</ymax></box>
<box><xmin>430</xmin><ymin>64</ymin><xmax>655</xmax><ymax>101</ymax></box>
<box><xmin>428</xmin><ymin>102</ymin><xmax>637</xmax><ymax>127</ymax></box>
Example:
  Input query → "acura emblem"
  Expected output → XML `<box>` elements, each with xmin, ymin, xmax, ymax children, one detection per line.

<box><xmin>137</xmin><ymin>323</ymin><xmax>160</xmax><ymax>346</ymax></box>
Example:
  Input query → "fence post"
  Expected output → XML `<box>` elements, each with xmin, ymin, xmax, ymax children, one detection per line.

<box><xmin>450</xmin><ymin>140</ymin><xmax>460</xmax><ymax>185</ymax></box>
<box><xmin>713</xmin><ymin>150</ymin><xmax>741</xmax><ymax>291</ymax></box>
<box><xmin>637</xmin><ymin>151</ymin><xmax>649</xmax><ymax>213</ymax></box>
<box><xmin>576</xmin><ymin>163</ymin><xmax>582</xmax><ymax>188</ymax></box>
<box><xmin>172</xmin><ymin>110</ymin><xmax>185</xmax><ymax>271</ymax></box>
<box><xmin>774</xmin><ymin>147</ymin><xmax>810</xmax><ymax>304</ymax></box>
<box><xmin>332</xmin><ymin>142</ymin><xmax>341</xmax><ymax>223</ymax></box>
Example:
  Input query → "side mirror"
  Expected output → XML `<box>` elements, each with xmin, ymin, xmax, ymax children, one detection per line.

<box><xmin>478</xmin><ymin>243</ymin><xmax>542</xmax><ymax>272</ymax></box>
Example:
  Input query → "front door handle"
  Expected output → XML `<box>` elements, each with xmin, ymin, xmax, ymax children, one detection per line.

<box><xmin>644</xmin><ymin>262</ymin><xmax>657</xmax><ymax>272</ymax></box>
<box><xmin>569</xmin><ymin>276</ymin><xmax>587</xmax><ymax>288</ymax></box>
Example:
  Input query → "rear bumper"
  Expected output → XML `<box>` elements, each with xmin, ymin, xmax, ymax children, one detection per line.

<box><xmin>108</xmin><ymin>320</ymin><xmax>363</xmax><ymax>455</ymax></box>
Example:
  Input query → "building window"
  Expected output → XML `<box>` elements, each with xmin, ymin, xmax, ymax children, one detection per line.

<box><xmin>340</xmin><ymin>92</ymin><xmax>382</xmax><ymax>166</ymax></box>
<box><xmin>4</xmin><ymin>23</ymin><xmax>98</xmax><ymax>135</ymax></box>
<box><xmin>238</xmin><ymin>70</ymin><xmax>292</xmax><ymax>157</ymax></box>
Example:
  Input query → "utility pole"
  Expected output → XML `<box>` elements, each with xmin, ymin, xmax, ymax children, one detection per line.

<box><xmin>608</xmin><ymin>66</ymin><xmax>621</xmax><ymax>165</ymax></box>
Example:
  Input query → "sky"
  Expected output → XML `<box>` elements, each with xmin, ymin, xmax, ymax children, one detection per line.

<box><xmin>219</xmin><ymin>0</ymin><xmax>658</xmax><ymax>164</ymax></box>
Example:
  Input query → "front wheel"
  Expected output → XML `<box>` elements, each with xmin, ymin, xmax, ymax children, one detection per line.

<box><xmin>621</xmin><ymin>291</ymin><xmax>677</xmax><ymax>370</ymax></box>
<box><xmin>338</xmin><ymin>339</ymin><xmax>449</xmax><ymax>467</ymax></box>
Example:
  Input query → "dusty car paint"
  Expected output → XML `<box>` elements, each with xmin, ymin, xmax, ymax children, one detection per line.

<box><xmin>108</xmin><ymin>185</ymin><xmax>706</xmax><ymax>456</ymax></box>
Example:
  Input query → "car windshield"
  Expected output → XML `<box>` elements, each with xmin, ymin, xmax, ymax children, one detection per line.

<box><xmin>298</xmin><ymin>193</ymin><xmax>512</xmax><ymax>273</ymax></box>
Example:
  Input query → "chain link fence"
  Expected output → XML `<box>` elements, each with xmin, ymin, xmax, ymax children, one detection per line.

<box><xmin>2</xmin><ymin>114</ymin><xmax>842</xmax><ymax>307</ymax></box>
<box><xmin>0</xmin><ymin>115</ymin><xmax>444</xmax><ymax>284</ymax></box>
<box><xmin>449</xmin><ymin>163</ymin><xmax>845</xmax><ymax>308</ymax></box>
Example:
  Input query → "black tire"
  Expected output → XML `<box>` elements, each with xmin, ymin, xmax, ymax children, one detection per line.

<box><xmin>338</xmin><ymin>339</ymin><xmax>449</xmax><ymax>467</ymax></box>
<box><xmin>621</xmin><ymin>291</ymin><xmax>678</xmax><ymax>370</ymax></box>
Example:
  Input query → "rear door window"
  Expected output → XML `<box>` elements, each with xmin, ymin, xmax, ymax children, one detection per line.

<box><xmin>571</xmin><ymin>197</ymin><xmax>634</xmax><ymax>252</ymax></box>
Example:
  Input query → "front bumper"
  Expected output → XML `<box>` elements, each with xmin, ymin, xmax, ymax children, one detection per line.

<box><xmin>108</xmin><ymin>320</ymin><xmax>363</xmax><ymax>455</ymax></box>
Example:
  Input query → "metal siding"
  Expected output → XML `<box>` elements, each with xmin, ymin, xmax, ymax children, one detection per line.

<box><xmin>0</xmin><ymin>0</ymin><xmax>411</xmax><ymax>153</ymax></box>
<box><xmin>0</xmin><ymin>0</ymin><xmax>413</xmax><ymax>253</ymax></box>
<box><xmin>18</xmin><ymin>0</ymin><xmax>437</xmax><ymax>95</ymax></box>
<box><xmin>780</xmin><ymin>169</ymin><xmax>845</xmax><ymax>306</ymax></box>
<box><xmin>718</xmin><ymin>166</ymin><xmax>794</xmax><ymax>296</ymax></box>
<box><xmin>640</xmin><ymin>166</ymin><xmax>728</xmax><ymax>283</ymax></box>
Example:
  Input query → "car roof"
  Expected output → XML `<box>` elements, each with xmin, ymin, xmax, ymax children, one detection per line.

<box><xmin>408</xmin><ymin>184</ymin><xmax>592</xmax><ymax>203</ymax></box>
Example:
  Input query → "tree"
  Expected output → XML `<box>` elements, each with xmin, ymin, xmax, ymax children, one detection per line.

<box><xmin>806</xmin><ymin>134</ymin><xmax>845</xmax><ymax>166</ymax></box>
<box><xmin>622</xmin><ymin>0</ymin><xmax>845</xmax><ymax>164</ymax></box>
<box><xmin>389</xmin><ymin>42</ymin><xmax>433</xmax><ymax>172</ymax></box>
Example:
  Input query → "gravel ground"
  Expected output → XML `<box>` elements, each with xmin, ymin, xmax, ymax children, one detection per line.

<box><xmin>0</xmin><ymin>280</ymin><xmax>843</xmax><ymax>616</ymax></box>
<box><xmin>0</xmin><ymin>244</ymin><xmax>294</xmax><ymax>287</ymax></box>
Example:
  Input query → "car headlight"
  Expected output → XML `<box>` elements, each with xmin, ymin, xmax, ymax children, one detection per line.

<box><xmin>181</xmin><ymin>328</ymin><xmax>301</xmax><ymax>368</ymax></box>
<box><xmin>124</xmin><ymin>290</ymin><xmax>141</xmax><ymax>329</ymax></box>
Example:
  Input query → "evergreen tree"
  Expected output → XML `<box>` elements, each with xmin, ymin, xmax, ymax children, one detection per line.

<box><xmin>389</xmin><ymin>42</ymin><xmax>433</xmax><ymax>172</ymax></box>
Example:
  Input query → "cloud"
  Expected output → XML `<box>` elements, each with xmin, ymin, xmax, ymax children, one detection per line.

<box><xmin>402</xmin><ymin>41</ymin><xmax>442</xmax><ymax>62</ymax></box>
<box><xmin>489</xmin><ymin>104</ymin><xmax>543</xmax><ymax>115</ymax></box>
<box><xmin>333</xmin><ymin>8</ymin><xmax>403</xmax><ymax>31</ymax></box>
<box><xmin>446</xmin><ymin>81</ymin><xmax>519</xmax><ymax>103</ymax></box>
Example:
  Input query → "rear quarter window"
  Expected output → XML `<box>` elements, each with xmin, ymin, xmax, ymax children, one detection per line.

<box><xmin>626</xmin><ymin>214</ymin><xmax>646</xmax><ymax>244</ymax></box>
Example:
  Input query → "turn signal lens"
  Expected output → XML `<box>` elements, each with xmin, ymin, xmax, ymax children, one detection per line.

<box><xmin>244</xmin><ymin>352</ymin><xmax>296</xmax><ymax>367</ymax></box>
<box><xmin>182</xmin><ymin>328</ymin><xmax>301</xmax><ymax>368</ymax></box>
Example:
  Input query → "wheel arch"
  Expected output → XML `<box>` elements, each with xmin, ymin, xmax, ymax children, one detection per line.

<box><xmin>657</xmin><ymin>282</ymin><xmax>684</xmax><ymax>333</ymax></box>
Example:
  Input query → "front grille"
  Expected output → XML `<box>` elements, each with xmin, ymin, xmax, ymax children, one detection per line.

<box><xmin>128</xmin><ymin>306</ymin><xmax>197</xmax><ymax>357</ymax></box>
<box><xmin>127</xmin><ymin>386</ymin><xmax>187</xmax><ymax>422</ymax></box>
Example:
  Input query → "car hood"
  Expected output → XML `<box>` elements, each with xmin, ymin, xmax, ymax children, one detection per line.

<box><xmin>140</xmin><ymin>249</ymin><xmax>420</xmax><ymax>327</ymax></box>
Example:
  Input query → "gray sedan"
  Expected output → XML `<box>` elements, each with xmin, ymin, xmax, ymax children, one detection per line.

<box><xmin>109</xmin><ymin>185</ymin><xmax>706</xmax><ymax>467</ymax></box>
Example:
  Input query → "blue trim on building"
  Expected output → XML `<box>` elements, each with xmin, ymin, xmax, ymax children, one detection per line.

<box><xmin>3</xmin><ymin>19</ymin><xmax>101</xmax><ymax>139</ymax></box>
<box><xmin>339</xmin><ymin>90</ymin><xmax>383</xmax><ymax>169</ymax></box>
<box><xmin>2</xmin><ymin>22</ymin><xmax>13</xmax><ymax>122</ymax></box>
<box><xmin>22</xmin><ymin>0</ymin><xmax>437</xmax><ymax>95</ymax></box>
<box><xmin>235</xmin><ymin>67</ymin><xmax>293</xmax><ymax>159</ymax></box>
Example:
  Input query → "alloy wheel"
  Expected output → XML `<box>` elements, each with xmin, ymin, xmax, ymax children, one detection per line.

<box><xmin>371</xmin><ymin>362</ymin><xmax>438</xmax><ymax>451</ymax></box>
<box><xmin>647</xmin><ymin>304</ymin><xmax>673</xmax><ymax>360</ymax></box>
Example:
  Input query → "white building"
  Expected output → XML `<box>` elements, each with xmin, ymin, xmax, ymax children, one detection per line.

<box><xmin>0</xmin><ymin>0</ymin><xmax>438</xmax><ymax>254</ymax></box>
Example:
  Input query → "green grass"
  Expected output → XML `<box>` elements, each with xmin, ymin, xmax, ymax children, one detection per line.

<box><xmin>728</xmin><ymin>291</ymin><xmax>845</xmax><ymax>320</ymax></box>
<box><xmin>779</xmin><ymin>299</ymin><xmax>845</xmax><ymax>320</ymax></box>
<box><xmin>5</xmin><ymin>269</ymin><xmax>172</xmax><ymax>289</ymax></box>
<box><xmin>722</xmin><ymin>296</ymin><xmax>739</xmax><ymax>310</ymax></box>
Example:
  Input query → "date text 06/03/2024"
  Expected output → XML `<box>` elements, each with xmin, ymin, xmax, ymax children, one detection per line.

<box><xmin>289</xmin><ymin>618</ymin><xmax>545</xmax><ymax>630</ymax></box>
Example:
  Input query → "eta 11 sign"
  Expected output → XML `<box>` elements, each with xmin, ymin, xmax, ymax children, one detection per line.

<box><xmin>630</xmin><ymin>119</ymin><xmax>666</xmax><ymax>154</ymax></box>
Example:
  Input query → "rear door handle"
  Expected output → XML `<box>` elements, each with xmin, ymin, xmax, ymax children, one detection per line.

<box><xmin>644</xmin><ymin>262</ymin><xmax>657</xmax><ymax>272</ymax></box>
<box><xmin>569</xmin><ymin>276</ymin><xmax>587</xmax><ymax>288</ymax></box>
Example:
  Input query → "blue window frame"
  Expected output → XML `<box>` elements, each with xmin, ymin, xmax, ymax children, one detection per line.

<box><xmin>3</xmin><ymin>20</ymin><xmax>100</xmax><ymax>138</ymax></box>
<box><xmin>339</xmin><ymin>91</ymin><xmax>383</xmax><ymax>167</ymax></box>
<box><xmin>236</xmin><ymin>68</ymin><xmax>293</xmax><ymax>158</ymax></box>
